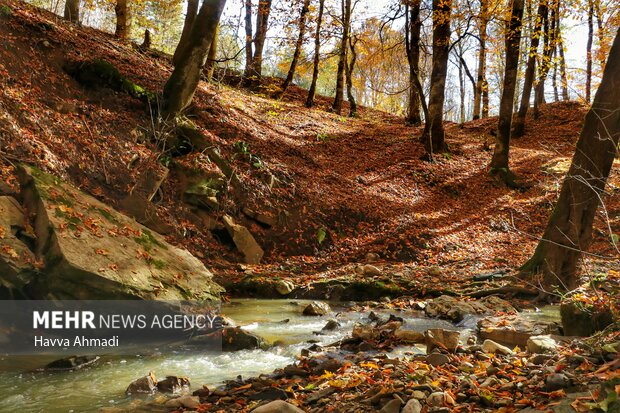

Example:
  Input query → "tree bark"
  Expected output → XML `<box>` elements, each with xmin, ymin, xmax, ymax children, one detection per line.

<box><xmin>586</xmin><ymin>0</ymin><xmax>593</xmax><ymax>103</ymax></box>
<box><xmin>346</xmin><ymin>35</ymin><xmax>358</xmax><ymax>117</ymax></box>
<box><xmin>405</xmin><ymin>0</ymin><xmax>423</xmax><ymax>125</ymax></box>
<box><xmin>332</xmin><ymin>0</ymin><xmax>351</xmax><ymax>114</ymax></box>
<box><xmin>64</xmin><ymin>0</ymin><xmax>79</xmax><ymax>23</ymax></box>
<box><xmin>244</xmin><ymin>0</ymin><xmax>254</xmax><ymax>77</ymax></box>
<box><xmin>513</xmin><ymin>0</ymin><xmax>546</xmax><ymax>138</ymax></box>
<box><xmin>173</xmin><ymin>0</ymin><xmax>199</xmax><ymax>66</ymax></box>
<box><xmin>422</xmin><ymin>0</ymin><xmax>452</xmax><ymax>159</ymax></box>
<box><xmin>306</xmin><ymin>0</ymin><xmax>325</xmax><ymax>108</ymax></box>
<box><xmin>473</xmin><ymin>0</ymin><xmax>488</xmax><ymax>120</ymax></box>
<box><xmin>490</xmin><ymin>0</ymin><xmax>525</xmax><ymax>186</ymax></box>
<box><xmin>534</xmin><ymin>0</ymin><xmax>555</xmax><ymax>118</ymax></box>
<box><xmin>248</xmin><ymin>0</ymin><xmax>273</xmax><ymax>79</ymax></box>
<box><xmin>278</xmin><ymin>0</ymin><xmax>311</xmax><ymax>98</ymax></box>
<box><xmin>205</xmin><ymin>24</ymin><xmax>219</xmax><ymax>82</ymax></box>
<box><xmin>521</xmin><ymin>26</ymin><xmax>620</xmax><ymax>291</ymax></box>
<box><xmin>163</xmin><ymin>0</ymin><xmax>227</xmax><ymax>118</ymax></box>
<box><xmin>114</xmin><ymin>0</ymin><xmax>130</xmax><ymax>39</ymax></box>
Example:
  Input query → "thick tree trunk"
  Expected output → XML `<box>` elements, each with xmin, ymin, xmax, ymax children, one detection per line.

<box><xmin>173</xmin><ymin>0</ymin><xmax>199</xmax><ymax>66</ymax></box>
<box><xmin>521</xmin><ymin>26</ymin><xmax>620</xmax><ymax>291</ymax></box>
<box><xmin>586</xmin><ymin>0</ymin><xmax>594</xmax><ymax>103</ymax></box>
<box><xmin>422</xmin><ymin>0</ymin><xmax>452</xmax><ymax>159</ymax></box>
<box><xmin>64</xmin><ymin>0</ymin><xmax>79</xmax><ymax>23</ymax></box>
<box><xmin>249</xmin><ymin>0</ymin><xmax>273</xmax><ymax>79</ymax></box>
<box><xmin>205</xmin><ymin>24</ymin><xmax>219</xmax><ymax>82</ymax></box>
<box><xmin>278</xmin><ymin>0</ymin><xmax>311</xmax><ymax>98</ymax></box>
<box><xmin>473</xmin><ymin>0</ymin><xmax>488</xmax><ymax>120</ymax></box>
<box><xmin>346</xmin><ymin>36</ymin><xmax>358</xmax><ymax>117</ymax></box>
<box><xmin>244</xmin><ymin>0</ymin><xmax>254</xmax><ymax>77</ymax></box>
<box><xmin>332</xmin><ymin>0</ymin><xmax>351</xmax><ymax>114</ymax></box>
<box><xmin>114</xmin><ymin>0</ymin><xmax>130</xmax><ymax>39</ymax></box>
<box><xmin>306</xmin><ymin>0</ymin><xmax>325</xmax><ymax>108</ymax></box>
<box><xmin>490</xmin><ymin>0</ymin><xmax>524</xmax><ymax>186</ymax></box>
<box><xmin>513</xmin><ymin>0</ymin><xmax>546</xmax><ymax>138</ymax></box>
<box><xmin>405</xmin><ymin>0</ymin><xmax>423</xmax><ymax>125</ymax></box>
<box><xmin>163</xmin><ymin>0</ymin><xmax>227</xmax><ymax>118</ymax></box>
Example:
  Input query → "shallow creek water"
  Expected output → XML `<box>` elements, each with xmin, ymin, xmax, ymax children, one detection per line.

<box><xmin>0</xmin><ymin>299</ymin><xmax>553</xmax><ymax>413</ymax></box>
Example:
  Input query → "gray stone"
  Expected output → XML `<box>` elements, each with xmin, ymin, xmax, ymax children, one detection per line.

<box><xmin>322</xmin><ymin>319</ymin><xmax>341</xmax><ymax>331</ymax></box>
<box><xmin>44</xmin><ymin>355</ymin><xmax>99</xmax><ymax>371</ymax></box>
<box><xmin>218</xmin><ymin>327</ymin><xmax>266</xmax><ymax>351</ymax></box>
<box><xmin>545</xmin><ymin>373</ymin><xmax>570</xmax><ymax>391</ymax></box>
<box><xmin>126</xmin><ymin>372</ymin><xmax>158</xmax><ymax>395</ymax></box>
<box><xmin>165</xmin><ymin>395</ymin><xmax>200</xmax><ymax>409</ymax></box>
<box><xmin>362</xmin><ymin>264</ymin><xmax>382</xmax><ymax>276</ymax></box>
<box><xmin>527</xmin><ymin>335</ymin><xmax>558</xmax><ymax>354</ymax></box>
<box><xmin>482</xmin><ymin>339</ymin><xmax>514</xmax><ymax>355</ymax></box>
<box><xmin>425</xmin><ymin>295</ymin><xmax>515</xmax><ymax>323</ymax></box>
<box><xmin>223</xmin><ymin>215</ymin><xmax>264</xmax><ymax>264</ymax></box>
<box><xmin>478</xmin><ymin>314</ymin><xmax>560</xmax><ymax>348</ymax></box>
<box><xmin>184</xmin><ymin>178</ymin><xmax>224</xmax><ymax>210</ymax></box>
<box><xmin>426</xmin><ymin>353</ymin><xmax>450</xmax><ymax>366</ymax></box>
<box><xmin>0</xmin><ymin>196</ymin><xmax>38</xmax><ymax>289</ymax></box>
<box><xmin>402</xmin><ymin>398</ymin><xmax>422</xmax><ymax>413</ymax></box>
<box><xmin>302</xmin><ymin>301</ymin><xmax>330</xmax><ymax>316</ymax></box>
<box><xmin>157</xmin><ymin>376</ymin><xmax>190</xmax><ymax>393</ymax></box>
<box><xmin>17</xmin><ymin>165</ymin><xmax>223</xmax><ymax>301</ymax></box>
<box><xmin>425</xmin><ymin>328</ymin><xmax>460</xmax><ymax>353</ymax></box>
<box><xmin>394</xmin><ymin>329</ymin><xmax>425</xmax><ymax>344</ymax></box>
<box><xmin>380</xmin><ymin>398</ymin><xmax>402</xmax><ymax>413</ymax></box>
<box><xmin>427</xmin><ymin>392</ymin><xmax>446</xmax><ymax>407</ymax></box>
<box><xmin>251</xmin><ymin>400</ymin><xmax>304</xmax><ymax>413</ymax></box>
<box><xmin>275</xmin><ymin>280</ymin><xmax>295</xmax><ymax>296</ymax></box>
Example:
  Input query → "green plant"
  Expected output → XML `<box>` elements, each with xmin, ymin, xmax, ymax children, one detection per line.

<box><xmin>0</xmin><ymin>5</ymin><xmax>11</xmax><ymax>16</ymax></box>
<box><xmin>316</xmin><ymin>133</ymin><xmax>331</xmax><ymax>143</ymax></box>
<box><xmin>316</xmin><ymin>227</ymin><xmax>327</xmax><ymax>245</ymax></box>
<box><xmin>233</xmin><ymin>141</ymin><xmax>263</xmax><ymax>169</ymax></box>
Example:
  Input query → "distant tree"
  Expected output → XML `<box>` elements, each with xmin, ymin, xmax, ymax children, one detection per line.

<box><xmin>333</xmin><ymin>0</ymin><xmax>352</xmax><ymax>114</ymax></box>
<box><xmin>173</xmin><ymin>0</ymin><xmax>199</xmax><ymax>66</ymax></box>
<box><xmin>346</xmin><ymin>34</ymin><xmax>358</xmax><ymax>117</ymax></box>
<box><xmin>114</xmin><ymin>0</ymin><xmax>130</xmax><ymax>39</ymax></box>
<box><xmin>163</xmin><ymin>0</ymin><xmax>227</xmax><ymax>118</ymax></box>
<box><xmin>513</xmin><ymin>0</ymin><xmax>546</xmax><ymax>138</ymax></box>
<box><xmin>473</xmin><ymin>0</ymin><xmax>488</xmax><ymax>120</ymax></box>
<box><xmin>586</xmin><ymin>0</ymin><xmax>594</xmax><ymax>103</ymax></box>
<box><xmin>422</xmin><ymin>0</ymin><xmax>452</xmax><ymax>159</ymax></box>
<box><xmin>490</xmin><ymin>0</ymin><xmax>524</xmax><ymax>186</ymax></box>
<box><xmin>521</xmin><ymin>26</ymin><xmax>620</xmax><ymax>291</ymax></box>
<box><xmin>534</xmin><ymin>0</ymin><xmax>556</xmax><ymax>118</ymax></box>
<box><xmin>278</xmin><ymin>0</ymin><xmax>311</xmax><ymax>98</ymax></box>
<box><xmin>245</xmin><ymin>0</ymin><xmax>273</xmax><ymax>80</ymax></box>
<box><xmin>204</xmin><ymin>24</ymin><xmax>219</xmax><ymax>82</ymax></box>
<box><xmin>306</xmin><ymin>0</ymin><xmax>325</xmax><ymax>108</ymax></box>
<box><xmin>64</xmin><ymin>0</ymin><xmax>79</xmax><ymax>23</ymax></box>
<box><xmin>405</xmin><ymin>0</ymin><xmax>423</xmax><ymax>125</ymax></box>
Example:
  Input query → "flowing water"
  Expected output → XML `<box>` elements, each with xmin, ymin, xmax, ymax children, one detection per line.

<box><xmin>0</xmin><ymin>299</ymin><xmax>467</xmax><ymax>413</ymax></box>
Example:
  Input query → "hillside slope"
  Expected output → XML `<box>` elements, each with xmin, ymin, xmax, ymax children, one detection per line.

<box><xmin>1</xmin><ymin>0</ymin><xmax>618</xmax><ymax>288</ymax></box>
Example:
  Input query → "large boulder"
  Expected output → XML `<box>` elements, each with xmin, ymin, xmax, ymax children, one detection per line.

<box><xmin>220</xmin><ymin>327</ymin><xmax>266</xmax><ymax>351</ymax></box>
<box><xmin>0</xmin><ymin>196</ymin><xmax>38</xmax><ymax>289</ymax></box>
<box><xmin>251</xmin><ymin>400</ymin><xmax>304</xmax><ymax>413</ymax></box>
<box><xmin>17</xmin><ymin>165</ymin><xmax>223</xmax><ymax>301</ymax></box>
<box><xmin>424</xmin><ymin>295</ymin><xmax>515</xmax><ymax>322</ymax></box>
<box><xmin>478</xmin><ymin>314</ymin><xmax>560</xmax><ymax>348</ymax></box>
<box><xmin>223</xmin><ymin>215</ymin><xmax>264</xmax><ymax>264</ymax></box>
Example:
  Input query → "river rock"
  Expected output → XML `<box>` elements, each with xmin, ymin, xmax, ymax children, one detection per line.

<box><xmin>157</xmin><ymin>376</ymin><xmax>190</xmax><ymax>393</ymax></box>
<box><xmin>126</xmin><ymin>372</ymin><xmax>158</xmax><ymax>395</ymax></box>
<box><xmin>425</xmin><ymin>295</ymin><xmax>515</xmax><ymax>322</ymax></box>
<box><xmin>527</xmin><ymin>335</ymin><xmax>559</xmax><ymax>354</ymax></box>
<box><xmin>545</xmin><ymin>373</ymin><xmax>570</xmax><ymax>391</ymax></box>
<box><xmin>251</xmin><ymin>400</ymin><xmax>304</xmax><ymax>413</ymax></box>
<box><xmin>164</xmin><ymin>395</ymin><xmax>200</xmax><ymax>409</ymax></box>
<box><xmin>221</xmin><ymin>327</ymin><xmax>266</xmax><ymax>351</ymax></box>
<box><xmin>17</xmin><ymin>165</ymin><xmax>223</xmax><ymax>300</ymax></box>
<box><xmin>394</xmin><ymin>329</ymin><xmax>425</xmax><ymax>343</ymax></box>
<box><xmin>44</xmin><ymin>355</ymin><xmax>99</xmax><ymax>371</ymax></box>
<box><xmin>380</xmin><ymin>398</ymin><xmax>402</xmax><ymax>413</ymax></box>
<box><xmin>402</xmin><ymin>398</ymin><xmax>422</xmax><ymax>413</ymax></box>
<box><xmin>482</xmin><ymin>339</ymin><xmax>514</xmax><ymax>355</ymax></box>
<box><xmin>302</xmin><ymin>301</ymin><xmax>330</xmax><ymax>316</ymax></box>
<box><xmin>275</xmin><ymin>280</ymin><xmax>295</xmax><ymax>296</ymax></box>
<box><xmin>222</xmin><ymin>215</ymin><xmax>264</xmax><ymax>264</ymax></box>
<box><xmin>425</xmin><ymin>328</ymin><xmax>460</xmax><ymax>353</ymax></box>
<box><xmin>426</xmin><ymin>353</ymin><xmax>451</xmax><ymax>366</ymax></box>
<box><xmin>478</xmin><ymin>314</ymin><xmax>560</xmax><ymax>348</ymax></box>
<box><xmin>322</xmin><ymin>319</ymin><xmax>341</xmax><ymax>331</ymax></box>
<box><xmin>0</xmin><ymin>196</ymin><xmax>38</xmax><ymax>289</ymax></box>
<box><xmin>427</xmin><ymin>392</ymin><xmax>447</xmax><ymax>407</ymax></box>
<box><xmin>560</xmin><ymin>301</ymin><xmax>613</xmax><ymax>337</ymax></box>
<box><xmin>361</xmin><ymin>264</ymin><xmax>382</xmax><ymax>276</ymax></box>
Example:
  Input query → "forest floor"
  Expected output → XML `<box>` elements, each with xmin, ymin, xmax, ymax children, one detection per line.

<box><xmin>1</xmin><ymin>1</ymin><xmax>620</xmax><ymax>413</ymax></box>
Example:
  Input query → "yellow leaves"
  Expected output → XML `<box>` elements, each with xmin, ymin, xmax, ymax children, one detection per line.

<box><xmin>57</xmin><ymin>204</ymin><xmax>73</xmax><ymax>214</ymax></box>
<box><xmin>0</xmin><ymin>227</ymin><xmax>5</xmax><ymax>238</ymax></box>
<box><xmin>359</xmin><ymin>361</ymin><xmax>380</xmax><ymax>370</ymax></box>
<box><xmin>1</xmin><ymin>244</ymin><xmax>19</xmax><ymax>258</ymax></box>
<box><xmin>328</xmin><ymin>372</ymin><xmax>365</xmax><ymax>389</ymax></box>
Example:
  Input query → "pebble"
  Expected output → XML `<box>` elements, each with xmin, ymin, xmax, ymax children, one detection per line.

<box><xmin>545</xmin><ymin>373</ymin><xmax>570</xmax><ymax>391</ymax></box>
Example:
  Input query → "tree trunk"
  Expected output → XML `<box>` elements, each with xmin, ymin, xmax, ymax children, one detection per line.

<box><xmin>64</xmin><ymin>0</ymin><xmax>79</xmax><ymax>23</ymax></box>
<box><xmin>278</xmin><ymin>0</ymin><xmax>311</xmax><ymax>98</ymax></box>
<box><xmin>306</xmin><ymin>0</ymin><xmax>325</xmax><ymax>108</ymax></box>
<box><xmin>514</xmin><ymin>0</ymin><xmax>546</xmax><ymax>137</ymax></box>
<box><xmin>473</xmin><ymin>0</ymin><xmax>488</xmax><ymax>120</ymax></box>
<box><xmin>405</xmin><ymin>0</ymin><xmax>423</xmax><ymax>125</ymax></box>
<box><xmin>490</xmin><ymin>0</ymin><xmax>525</xmax><ymax>186</ymax></box>
<box><xmin>244</xmin><ymin>0</ymin><xmax>254</xmax><ymax>77</ymax></box>
<box><xmin>557</xmin><ymin>32</ymin><xmax>568</xmax><ymax>100</ymax></box>
<box><xmin>205</xmin><ymin>24</ymin><xmax>219</xmax><ymax>82</ymax></box>
<box><xmin>249</xmin><ymin>0</ymin><xmax>273</xmax><ymax>79</ymax></box>
<box><xmin>586</xmin><ymin>0</ymin><xmax>593</xmax><ymax>103</ymax></box>
<box><xmin>173</xmin><ymin>0</ymin><xmax>199</xmax><ymax>66</ymax></box>
<box><xmin>422</xmin><ymin>0</ymin><xmax>452</xmax><ymax>159</ymax></box>
<box><xmin>114</xmin><ymin>0</ymin><xmax>130</xmax><ymax>39</ymax></box>
<box><xmin>521</xmin><ymin>26</ymin><xmax>620</xmax><ymax>291</ymax></box>
<box><xmin>534</xmin><ymin>0</ymin><xmax>555</xmax><ymax>118</ymax></box>
<box><xmin>332</xmin><ymin>0</ymin><xmax>351</xmax><ymax>114</ymax></box>
<box><xmin>163</xmin><ymin>0</ymin><xmax>227</xmax><ymax>118</ymax></box>
<box><xmin>346</xmin><ymin>35</ymin><xmax>358</xmax><ymax>117</ymax></box>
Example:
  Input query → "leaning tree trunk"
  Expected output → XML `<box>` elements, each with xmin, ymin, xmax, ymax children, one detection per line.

<box><xmin>473</xmin><ymin>0</ymin><xmax>488</xmax><ymax>120</ymax></box>
<box><xmin>306</xmin><ymin>0</ymin><xmax>325</xmax><ymax>108</ymax></box>
<box><xmin>422</xmin><ymin>0</ymin><xmax>452</xmax><ymax>159</ymax></box>
<box><xmin>346</xmin><ymin>35</ymin><xmax>358</xmax><ymax>117</ymax></box>
<box><xmin>163</xmin><ymin>0</ymin><xmax>227</xmax><ymax>118</ymax></box>
<box><xmin>248</xmin><ymin>0</ymin><xmax>273</xmax><ymax>79</ymax></box>
<box><xmin>64</xmin><ymin>0</ymin><xmax>79</xmax><ymax>23</ymax></box>
<box><xmin>204</xmin><ymin>24</ymin><xmax>219</xmax><ymax>82</ymax></box>
<box><xmin>243</xmin><ymin>0</ymin><xmax>254</xmax><ymax>77</ymax></box>
<box><xmin>490</xmin><ymin>0</ymin><xmax>524</xmax><ymax>186</ymax></box>
<box><xmin>114</xmin><ymin>0</ymin><xmax>130</xmax><ymax>39</ymax></box>
<box><xmin>278</xmin><ymin>0</ymin><xmax>311</xmax><ymax>98</ymax></box>
<box><xmin>513</xmin><ymin>0</ymin><xmax>547</xmax><ymax>138</ymax></box>
<box><xmin>332</xmin><ymin>0</ymin><xmax>351</xmax><ymax>114</ymax></box>
<box><xmin>405</xmin><ymin>0</ymin><xmax>423</xmax><ymax>125</ymax></box>
<box><xmin>173</xmin><ymin>0</ymin><xmax>199</xmax><ymax>66</ymax></box>
<box><xmin>521</xmin><ymin>26</ymin><xmax>620</xmax><ymax>291</ymax></box>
